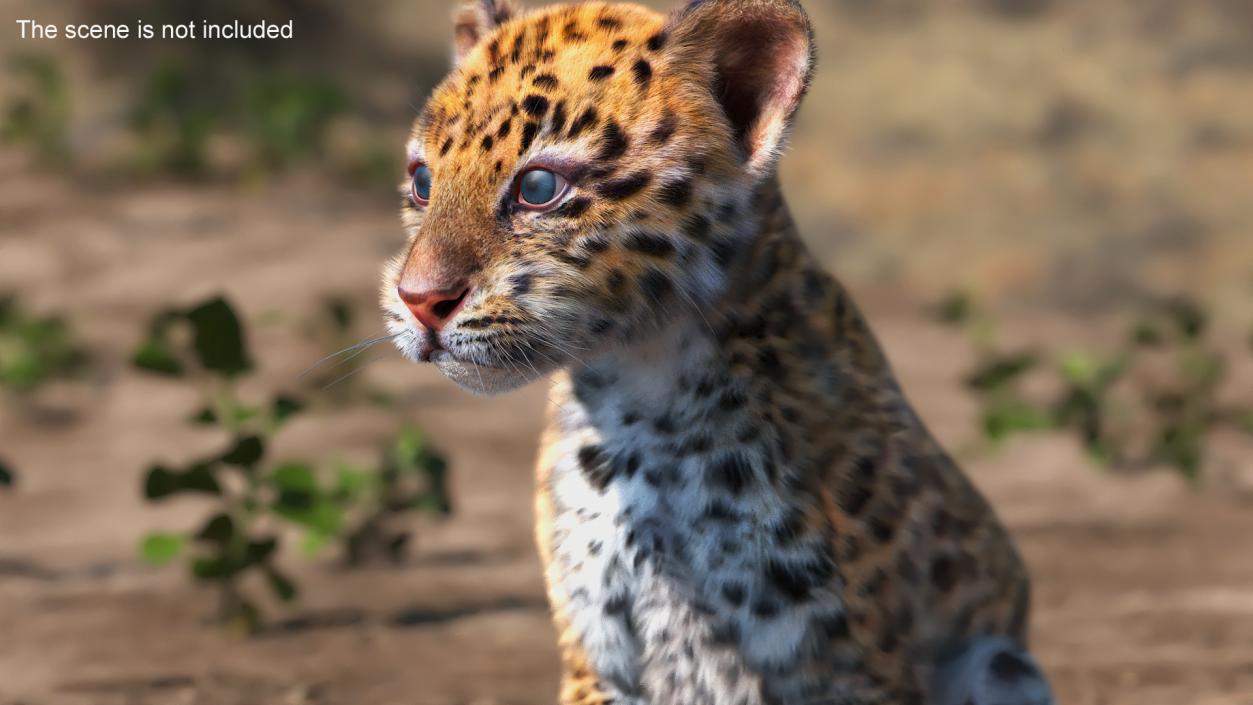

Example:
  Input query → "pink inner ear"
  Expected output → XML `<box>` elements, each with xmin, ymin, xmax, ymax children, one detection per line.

<box><xmin>708</xmin><ymin>11</ymin><xmax>810</xmax><ymax>164</ymax></box>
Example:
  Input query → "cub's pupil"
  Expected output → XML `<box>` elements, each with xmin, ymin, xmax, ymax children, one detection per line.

<box><xmin>520</xmin><ymin>169</ymin><xmax>557</xmax><ymax>204</ymax></box>
<box><xmin>413</xmin><ymin>166</ymin><xmax>432</xmax><ymax>200</ymax></box>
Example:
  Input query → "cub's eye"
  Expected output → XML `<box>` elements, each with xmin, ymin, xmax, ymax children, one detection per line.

<box><xmin>410</xmin><ymin>163</ymin><xmax>432</xmax><ymax>205</ymax></box>
<box><xmin>516</xmin><ymin>168</ymin><xmax>568</xmax><ymax>209</ymax></box>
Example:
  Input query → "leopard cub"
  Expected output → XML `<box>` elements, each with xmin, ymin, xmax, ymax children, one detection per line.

<box><xmin>381</xmin><ymin>0</ymin><xmax>1054</xmax><ymax>703</ymax></box>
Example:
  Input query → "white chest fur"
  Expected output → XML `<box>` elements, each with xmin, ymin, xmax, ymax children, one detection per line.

<box><xmin>540</xmin><ymin>330</ymin><xmax>850</xmax><ymax>704</ymax></box>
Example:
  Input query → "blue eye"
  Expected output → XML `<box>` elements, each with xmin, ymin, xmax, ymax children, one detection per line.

<box><xmin>411</xmin><ymin>164</ymin><xmax>432</xmax><ymax>204</ymax></box>
<box><xmin>517</xmin><ymin>168</ymin><xmax>567</xmax><ymax>208</ymax></box>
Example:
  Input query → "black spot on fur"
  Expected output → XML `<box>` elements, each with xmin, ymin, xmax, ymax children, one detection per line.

<box><xmin>549</xmin><ymin>100</ymin><xmax>567</xmax><ymax>134</ymax></box>
<box><xmin>631</xmin><ymin>60</ymin><xmax>652</xmax><ymax>88</ymax></box>
<box><xmin>497</xmin><ymin>119</ymin><xmax>512</xmax><ymax>139</ymax></box>
<box><xmin>440</xmin><ymin>137</ymin><xmax>453</xmax><ymax>156</ymax></box>
<box><xmin>989</xmin><ymin>651</ymin><xmax>1040</xmax><ymax>683</ymax></box>
<box><xmin>480</xmin><ymin>135</ymin><xmax>494</xmax><ymax>151</ymax></box>
<box><xmin>709</xmin><ymin>454</ymin><xmax>753</xmax><ymax>494</ymax></box>
<box><xmin>533</xmin><ymin>73</ymin><xmax>559</xmax><ymax>90</ymax></box>
<box><xmin>596</xmin><ymin>16</ymin><xmax>622</xmax><ymax>29</ymax></box>
<box><xmin>649</xmin><ymin>114</ymin><xmax>677</xmax><ymax>144</ymax></box>
<box><xmin>598</xmin><ymin>121</ymin><xmax>629</xmax><ymax>160</ymax></box>
<box><xmin>653</xmin><ymin>413</ymin><xmax>676</xmax><ymax>434</ymax></box>
<box><xmin>930</xmin><ymin>555</ymin><xmax>957</xmax><ymax>592</ymax></box>
<box><xmin>612</xmin><ymin>38</ymin><xmax>628</xmax><ymax>51</ymax></box>
<box><xmin>488</xmin><ymin>66</ymin><xmax>505</xmax><ymax>82</ymax></box>
<box><xmin>751</xmin><ymin>599</ymin><xmax>779</xmax><ymax>619</ymax></box>
<box><xmin>519</xmin><ymin>121</ymin><xmax>539</xmax><ymax>153</ymax></box>
<box><xmin>588</xmin><ymin>65</ymin><xmax>615</xmax><ymax>81</ymax></box>
<box><xmin>683</xmin><ymin>214</ymin><xmax>711</xmax><ymax>241</ymax></box>
<box><xmin>509</xmin><ymin>273</ymin><xmax>532</xmax><ymax>295</ymax></box>
<box><xmin>568</xmin><ymin>107</ymin><xmax>598</xmax><ymax>138</ymax></box>
<box><xmin>578</xmin><ymin>445</ymin><xmax>617</xmax><ymax>491</ymax></box>
<box><xmin>767</xmin><ymin>555</ymin><xmax>834</xmax><ymax>602</ymax></box>
<box><xmin>639</xmin><ymin>269</ymin><xmax>672</xmax><ymax>303</ymax></box>
<box><xmin>552</xmin><ymin>196</ymin><xmax>591</xmax><ymax>218</ymax></box>
<box><xmin>597</xmin><ymin>172</ymin><xmax>650</xmax><ymax>200</ymax></box>
<box><xmin>721</xmin><ymin>582</ymin><xmax>746</xmax><ymax>606</ymax></box>
<box><xmin>836</xmin><ymin>482</ymin><xmax>872</xmax><ymax>517</ymax></box>
<box><xmin>657</xmin><ymin>178</ymin><xmax>692</xmax><ymax>207</ymax></box>
<box><xmin>646</xmin><ymin>32</ymin><xmax>666</xmax><ymax>51</ymax></box>
<box><xmin>624</xmin><ymin>232</ymin><xmax>675</xmax><ymax>257</ymax></box>
<box><xmin>521</xmin><ymin>95</ymin><xmax>549</xmax><ymax>118</ymax></box>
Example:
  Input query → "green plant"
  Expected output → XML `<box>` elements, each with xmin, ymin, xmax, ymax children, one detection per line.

<box><xmin>305</xmin><ymin>426</ymin><xmax>452</xmax><ymax>566</ymax></box>
<box><xmin>134</xmin><ymin>295</ymin><xmax>450</xmax><ymax>630</ymax></box>
<box><xmin>133</xmin><ymin>296</ymin><xmax>302</xmax><ymax>631</ymax></box>
<box><xmin>0</xmin><ymin>294</ymin><xmax>88</xmax><ymax>394</ymax></box>
<box><xmin>130</xmin><ymin>62</ymin><xmax>348</xmax><ymax>177</ymax></box>
<box><xmin>937</xmin><ymin>292</ymin><xmax>1253</xmax><ymax>482</ymax></box>
<box><xmin>2</xmin><ymin>54</ymin><xmax>71</xmax><ymax>163</ymax></box>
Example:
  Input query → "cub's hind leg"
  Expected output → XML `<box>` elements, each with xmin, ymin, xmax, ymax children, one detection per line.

<box><xmin>931</xmin><ymin>636</ymin><xmax>1054</xmax><ymax>705</ymax></box>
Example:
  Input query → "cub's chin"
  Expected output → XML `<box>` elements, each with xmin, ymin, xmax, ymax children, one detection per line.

<box><xmin>429</xmin><ymin>350</ymin><xmax>544</xmax><ymax>395</ymax></box>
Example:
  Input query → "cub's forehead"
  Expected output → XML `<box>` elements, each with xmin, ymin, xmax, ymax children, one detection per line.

<box><xmin>414</xmin><ymin>2</ymin><xmax>668</xmax><ymax>161</ymax></box>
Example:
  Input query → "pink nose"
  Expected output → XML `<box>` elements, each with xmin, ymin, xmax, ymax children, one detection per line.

<box><xmin>397</xmin><ymin>283</ymin><xmax>471</xmax><ymax>331</ymax></box>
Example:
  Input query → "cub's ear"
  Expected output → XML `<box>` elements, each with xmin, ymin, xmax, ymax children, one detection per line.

<box><xmin>452</xmin><ymin>0</ymin><xmax>520</xmax><ymax>66</ymax></box>
<box><xmin>664</xmin><ymin>0</ymin><xmax>814</xmax><ymax>179</ymax></box>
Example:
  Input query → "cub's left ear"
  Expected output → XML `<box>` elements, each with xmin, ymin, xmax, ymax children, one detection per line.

<box><xmin>664</xmin><ymin>0</ymin><xmax>814</xmax><ymax>179</ymax></box>
<box><xmin>452</xmin><ymin>0</ymin><xmax>521</xmax><ymax>66</ymax></box>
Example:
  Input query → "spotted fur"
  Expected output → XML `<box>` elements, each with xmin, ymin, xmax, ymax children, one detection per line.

<box><xmin>381</xmin><ymin>1</ymin><xmax>1045</xmax><ymax>703</ymax></box>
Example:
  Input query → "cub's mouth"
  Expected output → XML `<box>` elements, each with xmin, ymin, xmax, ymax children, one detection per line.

<box><xmin>382</xmin><ymin>299</ymin><xmax>554</xmax><ymax>395</ymax></box>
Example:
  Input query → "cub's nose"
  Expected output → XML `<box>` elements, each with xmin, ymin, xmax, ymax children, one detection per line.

<box><xmin>397</xmin><ymin>283</ymin><xmax>471</xmax><ymax>332</ymax></box>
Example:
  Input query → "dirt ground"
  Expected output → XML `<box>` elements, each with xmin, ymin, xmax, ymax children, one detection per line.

<box><xmin>3</xmin><ymin>152</ymin><xmax>1253</xmax><ymax>705</ymax></box>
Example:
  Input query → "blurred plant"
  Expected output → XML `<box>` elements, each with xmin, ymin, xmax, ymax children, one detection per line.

<box><xmin>133</xmin><ymin>295</ymin><xmax>300</xmax><ymax>631</ymax></box>
<box><xmin>131</xmin><ymin>61</ymin><xmax>347</xmax><ymax>177</ymax></box>
<box><xmin>297</xmin><ymin>426</ymin><xmax>452</xmax><ymax>566</ymax></box>
<box><xmin>134</xmin><ymin>295</ymin><xmax>449</xmax><ymax>631</ymax></box>
<box><xmin>0</xmin><ymin>294</ymin><xmax>88</xmax><ymax>394</ymax></box>
<box><xmin>935</xmin><ymin>292</ymin><xmax>1253</xmax><ymax>482</ymax></box>
<box><xmin>242</xmin><ymin>73</ymin><xmax>347</xmax><ymax>169</ymax></box>
<box><xmin>1</xmin><ymin>54</ymin><xmax>71</xmax><ymax>163</ymax></box>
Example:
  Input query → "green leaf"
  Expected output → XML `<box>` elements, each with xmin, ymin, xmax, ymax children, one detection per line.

<box><xmin>271</xmin><ymin>462</ymin><xmax>318</xmax><ymax>493</ymax></box>
<box><xmin>964</xmin><ymin>352</ymin><xmax>1038</xmax><ymax>392</ymax></box>
<box><xmin>333</xmin><ymin>466</ymin><xmax>370</xmax><ymax>499</ymax></box>
<box><xmin>194</xmin><ymin>513</ymin><xmax>235</xmax><ymax>545</ymax></box>
<box><xmin>928</xmin><ymin>291</ymin><xmax>973</xmax><ymax>325</ymax></box>
<box><xmin>272</xmin><ymin>395</ymin><xmax>304</xmax><ymax>425</ymax></box>
<box><xmin>192</xmin><ymin>555</ymin><xmax>236</xmax><ymax>579</ymax></box>
<box><xmin>184</xmin><ymin>297</ymin><xmax>252</xmax><ymax>377</ymax></box>
<box><xmin>265</xmin><ymin>567</ymin><xmax>299</xmax><ymax>602</ymax></box>
<box><xmin>1163</xmin><ymin>297</ymin><xmax>1207</xmax><ymax>341</ymax></box>
<box><xmin>273</xmin><ymin>498</ymin><xmax>342</xmax><ymax>535</ymax></box>
<box><xmin>140</xmin><ymin>532</ymin><xmax>185</xmax><ymax>565</ymax></box>
<box><xmin>982</xmin><ymin>396</ymin><xmax>1054</xmax><ymax>441</ymax></box>
<box><xmin>180</xmin><ymin>462</ymin><xmax>222</xmax><ymax>495</ymax></box>
<box><xmin>131</xmin><ymin>337</ymin><xmax>183</xmax><ymax>376</ymax></box>
<box><xmin>188</xmin><ymin>406</ymin><xmax>218</xmax><ymax>425</ymax></box>
<box><xmin>1130</xmin><ymin>318</ymin><xmax>1163</xmax><ymax>347</ymax></box>
<box><xmin>246</xmin><ymin>537</ymin><xmax>279</xmax><ymax>565</ymax></box>
<box><xmin>299</xmin><ymin>532</ymin><xmax>330</xmax><ymax>556</ymax></box>
<box><xmin>143</xmin><ymin>465</ymin><xmax>182</xmax><ymax>500</ymax></box>
<box><xmin>0</xmin><ymin>459</ymin><xmax>15</xmax><ymax>489</ymax></box>
<box><xmin>1059</xmin><ymin>352</ymin><xmax>1096</xmax><ymax>387</ymax></box>
<box><xmin>220</xmin><ymin>435</ymin><xmax>265</xmax><ymax>468</ymax></box>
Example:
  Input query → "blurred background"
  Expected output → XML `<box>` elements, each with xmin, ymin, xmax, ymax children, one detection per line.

<box><xmin>1</xmin><ymin>0</ymin><xmax>1252</xmax><ymax>703</ymax></box>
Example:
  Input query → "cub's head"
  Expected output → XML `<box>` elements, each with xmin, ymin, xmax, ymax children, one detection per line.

<box><xmin>381</xmin><ymin>0</ymin><xmax>813</xmax><ymax>393</ymax></box>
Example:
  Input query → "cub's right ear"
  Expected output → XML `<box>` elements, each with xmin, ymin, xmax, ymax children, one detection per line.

<box><xmin>452</xmin><ymin>0</ymin><xmax>520</xmax><ymax>66</ymax></box>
